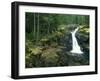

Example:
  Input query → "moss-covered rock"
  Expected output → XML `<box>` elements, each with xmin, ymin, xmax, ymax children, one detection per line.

<box><xmin>41</xmin><ymin>47</ymin><xmax>60</xmax><ymax>66</ymax></box>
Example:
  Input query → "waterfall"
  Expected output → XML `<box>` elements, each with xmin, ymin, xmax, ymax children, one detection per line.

<box><xmin>70</xmin><ymin>27</ymin><xmax>83</xmax><ymax>54</ymax></box>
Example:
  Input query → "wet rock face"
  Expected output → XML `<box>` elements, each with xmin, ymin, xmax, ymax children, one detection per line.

<box><xmin>76</xmin><ymin>25</ymin><xmax>89</xmax><ymax>52</ymax></box>
<box><xmin>59</xmin><ymin>33</ymin><xmax>72</xmax><ymax>51</ymax></box>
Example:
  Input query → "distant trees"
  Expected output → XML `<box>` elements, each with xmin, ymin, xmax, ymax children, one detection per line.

<box><xmin>26</xmin><ymin>12</ymin><xmax>89</xmax><ymax>44</ymax></box>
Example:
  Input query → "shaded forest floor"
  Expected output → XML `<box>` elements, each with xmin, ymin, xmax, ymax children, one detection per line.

<box><xmin>25</xmin><ymin>25</ymin><xmax>89</xmax><ymax>68</ymax></box>
<box><xmin>26</xmin><ymin>42</ymin><xmax>89</xmax><ymax>68</ymax></box>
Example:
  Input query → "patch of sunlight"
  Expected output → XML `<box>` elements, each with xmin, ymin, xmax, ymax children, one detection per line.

<box><xmin>30</xmin><ymin>47</ymin><xmax>42</xmax><ymax>55</ymax></box>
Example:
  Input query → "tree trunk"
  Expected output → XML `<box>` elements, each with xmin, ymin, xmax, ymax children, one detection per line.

<box><xmin>36</xmin><ymin>13</ymin><xmax>39</xmax><ymax>43</ymax></box>
<box><xmin>33</xmin><ymin>13</ymin><xmax>36</xmax><ymax>44</ymax></box>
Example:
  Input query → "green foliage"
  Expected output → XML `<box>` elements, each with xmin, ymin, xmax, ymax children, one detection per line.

<box><xmin>25</xmin><ymin>12</ymin><xmax>89</xmax><ymax>68</ymax></box>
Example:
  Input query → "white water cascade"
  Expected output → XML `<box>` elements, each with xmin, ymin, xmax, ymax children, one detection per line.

<box><xmin>70</xmin><ymin>27</ymin><xmax>83</xmax><ymax>54</ymax></box>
